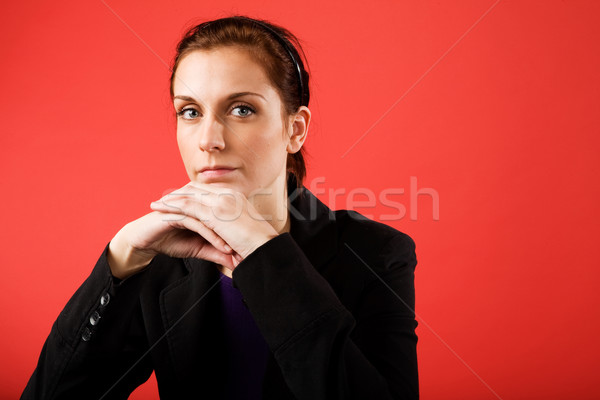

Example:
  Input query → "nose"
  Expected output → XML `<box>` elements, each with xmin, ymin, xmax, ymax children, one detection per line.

<box><xmin>197</xmin><ymin>115</ymin><xmax>226</xmax><ymax>152</ymax></box>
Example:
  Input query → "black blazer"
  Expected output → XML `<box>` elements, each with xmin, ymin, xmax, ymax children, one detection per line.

<box><xmin>22</xmin><ymin>185</ymin><xmax>419</xmax><ymax>400</ymax></box>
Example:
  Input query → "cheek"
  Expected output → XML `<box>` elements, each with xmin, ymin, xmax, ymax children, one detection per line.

<box><xmin>177</xmin><ymin>126</ymin><xmax>192</xmax><ymax>150</ymax></box>
<box><xmin>250</xmin><ymin>119</ymin><xmax>288</xmax><ymax>152</ymax></box>
<box><xmin>248</xmin><ymin>133</ymin><xmax>288</xmax><ymax>171</ymax></box>
<box><xmin>176</xmin><ymin>131</ymin><xmax>195</xmax><ymax>166</ymax></box>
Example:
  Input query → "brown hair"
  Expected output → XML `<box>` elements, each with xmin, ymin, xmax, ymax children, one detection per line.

<box><xmin>170</xmin><ymin>16</ymin><xmax>310</xmax><ymax>187</ymax></box>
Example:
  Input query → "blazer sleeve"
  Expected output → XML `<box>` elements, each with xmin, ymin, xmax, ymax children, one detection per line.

<box><xmin>232</xmin><ymin>232</ymin><xmax>419</xmax><ymax>400</ymax></box>
<box><xmin>21</xmin><ymin>243</ymin><xmax>153</xmax><ymax>400</ymax></box>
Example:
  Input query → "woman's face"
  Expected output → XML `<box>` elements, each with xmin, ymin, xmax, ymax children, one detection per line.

<box><xmin>172</xmin><ymin>47</ymin><xmax>293</xmax><ymax>198</ymax></box>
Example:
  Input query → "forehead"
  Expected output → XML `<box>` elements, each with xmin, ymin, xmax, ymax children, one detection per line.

<box><xmin>173</xmin><ymin>47</ymin><xmax>277</xmax><ymax>99</ymax></box>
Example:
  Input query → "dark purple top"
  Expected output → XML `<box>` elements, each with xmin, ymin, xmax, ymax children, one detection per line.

<box><xmin>218</xmin><ymin>271</ymin><xmax>270</xmax><ymax>399</ymax></box>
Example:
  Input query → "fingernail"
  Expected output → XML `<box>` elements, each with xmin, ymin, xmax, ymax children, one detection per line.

<box><xmin>224</xmin><ymin>244</ymin><xmax>232</xmax><ymax>252</ymax></box>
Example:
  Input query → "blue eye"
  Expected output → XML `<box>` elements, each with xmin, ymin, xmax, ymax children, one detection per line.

<box><xmin>177</xmin><ymin>108</ymin><xmax>199</xmax><ymax>120</ymax></box>
<box><xmin>232</xmin><ymin>105</ymin><xmax>255</xmax><ymax>117</ymax></box>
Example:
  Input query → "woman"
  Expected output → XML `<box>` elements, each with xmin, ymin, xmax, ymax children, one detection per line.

<box><xmin>22</xmin><ymin>16</ymin><xmax>419</xmax><ymax>400</ymax></box>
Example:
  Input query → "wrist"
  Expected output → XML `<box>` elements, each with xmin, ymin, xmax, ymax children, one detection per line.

<box><xmin>107</xmin><ymin>234</ymin><xmax>155</xmax><ymax>280</ymax></box>
<box><xmin>238</xmin><ymin>231</ymin><xmax>278</xmax><ymax>259</ymax></box>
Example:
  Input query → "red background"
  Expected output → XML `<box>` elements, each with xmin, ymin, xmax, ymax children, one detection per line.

<box><xmin>2</xmin><ymin>1</ymin><xmax>599</xmax><ymax>399</ymax></box>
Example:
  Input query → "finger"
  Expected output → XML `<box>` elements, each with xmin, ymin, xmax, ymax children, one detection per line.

<box><xmin>150</xmin><ymin>199</ymin><xmax>212</xmax><ymax>228</ymax></box>
<box><xmin>151</xmin><ymin>196</ymin><xmax>242</xmax><ymax>230</ymax></box>
<box><xmin>195</xmin><ymin>245</ymin><xmax>235</xmax><ymax>270</ymax></box>
<box><xmin>159</xmin><ymin>182</ymin><xmax>238</xmax><ymax>205</ymax></box>
<box><xmin>154</xmin><ymin>191</ymin><xmax>217</xmax><ymax>210</ymax></box>
<box><xmin>153</xmin><ymin>211</ymin><xmax>232</xmax><ymax>254</ymax></box>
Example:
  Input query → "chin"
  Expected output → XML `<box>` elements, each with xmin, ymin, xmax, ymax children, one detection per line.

<box><xmin>194</xmin><ymin>178</ymin><xmax>246</xmax><ymax>193</ymax></box>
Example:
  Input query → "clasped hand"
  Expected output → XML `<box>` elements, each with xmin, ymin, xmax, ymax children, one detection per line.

<box><xmin>107</xmin><ymin>182</ymin><xmax>279</xmax><ymax>280</ymax></box>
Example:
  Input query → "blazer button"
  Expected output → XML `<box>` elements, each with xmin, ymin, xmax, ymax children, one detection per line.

<box><xmin>100</xmin><ymin>293</ymin><xmax>110</xmax><ymax>307</ymax></box>
<box><xmin>82</xmin><ymin>327</ymin><xmax>92</xmax><ymax>342</ymax></box>
<box><xmin>89</xmin><ymin>311</ymin><xmax>101</xmax><ymax>326</ymax></box>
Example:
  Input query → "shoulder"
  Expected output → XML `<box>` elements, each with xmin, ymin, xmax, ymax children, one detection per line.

<box><xmin>332</xmin><ymin>209</ymin><xmax>417</xmax><ymax>272</ymax></box>
<box><xmin>320</xmin><ymin>209</ymin><xmax>417</xmax><ymax>318</ymax></box>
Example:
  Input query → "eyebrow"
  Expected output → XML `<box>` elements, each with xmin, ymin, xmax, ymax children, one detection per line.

<box><xmin>173</xmin><ymin>92</ymin><xmax>266</xmax><ymax>102</ymax></box>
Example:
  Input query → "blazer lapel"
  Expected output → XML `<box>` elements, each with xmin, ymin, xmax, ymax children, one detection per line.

<box><xmin>159</xmin><ymin>258</ymin><xmax>226</xmax><ymax>383</ymax></box>
<box><xmin>288</xmin><ymin>185</ymin><xmax>339</xmax><ymax>271</ymax></box>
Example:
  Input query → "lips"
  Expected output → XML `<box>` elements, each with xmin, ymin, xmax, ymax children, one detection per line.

<box><xmin>199</xmin><ymin>166</ymin><xmax>236</xmax><ymax>179</ymax></box>
<box><xmin>200</xmin><ymin>165</ymin><xmax>235</xmax><ymax>173</ymax></box>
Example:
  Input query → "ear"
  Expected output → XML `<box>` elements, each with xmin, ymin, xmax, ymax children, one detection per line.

<box><xmin>286</xmin><ymin>106</ymin><xmax>311</xmax><ymax>154</ymax></box>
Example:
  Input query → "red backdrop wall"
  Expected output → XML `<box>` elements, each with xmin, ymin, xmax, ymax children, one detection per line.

<box><xmin>2</xmin><ymin>1</ymin><xmax>599</xmax><ymax>399</ymax></box>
